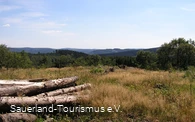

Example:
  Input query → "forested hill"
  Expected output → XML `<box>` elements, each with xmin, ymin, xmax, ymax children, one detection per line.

<box><xmin>9</xmin><ymin>47</ymin><xmax>55</xmax><ymax>54</ymax></box>
<box><xmin>9</xmin><ymin>47</ymin><xmax>95</xmax><ymax>54</ymax></box>
<box><xmin>89</xmin><ymin>48</ymin><xmax>129</xmax><ymax>55</ymax></box>
<box><xmin>100</xmin><ymin>47</ymin><xmax>159</xmax><ymax>57</ymax></box>
<box><xmin>1</xmin><ymin>38</ymin><xmax>195</xmax><ymax>70</ymax></box>
<box><xmin>49</xmin><ymin>50</ymin><xmax>88</xmax><ymax>58</ymax></box>
<box><xmin>9</xmin><ymin>47</ymin><xmax>158</xmax><ymax>56</ymax></box>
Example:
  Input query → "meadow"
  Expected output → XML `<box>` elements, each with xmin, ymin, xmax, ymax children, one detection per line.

<box><xmin>0</xmin><ymin>66</ymin><xmax>195</xmax><ymax>122</ymax></box>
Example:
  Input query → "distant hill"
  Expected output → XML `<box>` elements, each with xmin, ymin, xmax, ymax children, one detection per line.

<box><xmin>9</xmin><ymin>47</ymin><xmax>95</xmax><ymax>54</ymax></box>
<box><xmin>100</xmin><ymin>47</ymin><xmax>159</xmax><ymax>57</ymax></box>
<box><xmin>90</xmin><ymin>48</ymin><xmax>129</xmax><ymax>55</ymax></box>
<box><xmin>54</xmin><ymin>50</ymin><xmax>88</xmax><ymax>58</ymax></box>
<box><xmin>9</xmin><ymin>47</ymin><xmax>56</xmax><ymax>54</ymax></box>
<box><xmin>62</xmin><ymin>48</ymin><xmax>95</xmax><ymax>54</ymax></box>
<box><xmin>9</xmin><ymin>47</ymin><xmax>159</xmax><ymax>57</ymax></box>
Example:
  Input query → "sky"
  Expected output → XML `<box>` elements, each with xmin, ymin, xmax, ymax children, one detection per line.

<box><xmin>0</xmin><ymin>0</ymin><xmax>195</xmax><ymax>49</ymax></box>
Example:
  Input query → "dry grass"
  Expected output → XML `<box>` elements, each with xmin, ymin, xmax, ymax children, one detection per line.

<box><xmin>0</xmin><ymin>67</ymin><xmax>195</xmax><ymax>121</ymax></box>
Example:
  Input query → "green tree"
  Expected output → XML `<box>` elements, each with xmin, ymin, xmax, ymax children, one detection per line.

<box><xmin>55</xmin><ymin>55</ymin><xmax>74</xmax><ymax>68</ymax></box>
<box><xmin>4</xmin><ymin>50</ymin><xmax>32</xmax><ymax>69</ymax></box>
<box><xmin>157</xmin><ymin>43</ymin><xmax>173</xmax><ymax>70</ymax></box>
<box><xmin>157</xmin><ymin>38</ymin><xmax>195</xmax><ymax>70</ymax></box>
<box><xmin>136</xmin><ymin>51</ymin><xmax>157</xmax><ymax>70</ymax></box>
<box><xmin>74</xmin><ymin>57</ymin><xmax>87</xmax><ymax>66</ymax></box>
<box><xmin>86</xmin><ymin>55</ymin><xmax>102</xmax><ymax>66</ymax></box>
<box><xmin>5</xmin><ymin>52</ymin><xmax>21</xmax><ymax>68</ymax></box>
<box><xmin>0</xmin><ymin>44</ymin><xmax>9</xmax><ymax>68</ymax></box>
<box><xmin>101</xmin><ymin>57</ymin><xmax>116</xmax><ymax>66</ymax></box>
<box><xmin>115</xmin><ymin>57</ymin><xmax>137</xmax><ymax>67</ymax></box>
<box><xmin>19</xmin><ymin>51</ymin><xmax>32</xmax><ymax>68</ymax></box>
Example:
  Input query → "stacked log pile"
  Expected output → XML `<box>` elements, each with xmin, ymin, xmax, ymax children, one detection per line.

<box><xmin>0</xmin><ymin>76</ymin><xmax>91</xmax><ymax>122</ymax></box>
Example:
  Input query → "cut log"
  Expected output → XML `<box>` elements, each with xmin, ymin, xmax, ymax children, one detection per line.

<box><xmin>0</xmin><ymin>76</ymin><xmax>78</xmax><ymax>96</ymax></box>
<box><xmin>0</xmin><ymin>78</ymin><xmax>47</xmax><ymax>83</ymax></box>
<box><xmin>0</xmin><ymin>94</ymin><xmax>88</xmax><ymax>106</ymax></box>
<box><xmin>28</xmin><ymin>78</ymin><xmax>48</xmax><ymax>82</ymax></box>
<box><xmin>0</xmin><ymin>80</ymin><xmax>35</xmax><ymax>88</ymax></box>
<box><xmin>0</xmin><ymin>82</ymin><xmax>34</xmax><ymax>85</ymax></box>
<box><xmin>0</xmin><ymin>80</ymin><xmax>30</xmax><ymax>82</ymax></box>
<box><xmin>36</xmin><ymin>83</ymin><xmax>91</xmax><ymax>98</ymax></box>
<box><xmin>0</xmin><ymin>113</ymin><xmax>37</xmax><ymax>122</ymax></box>
<box><xmin>0</xmin><ymin>80</ymin><xmax>33</xmax><ymax>84</ymax></box>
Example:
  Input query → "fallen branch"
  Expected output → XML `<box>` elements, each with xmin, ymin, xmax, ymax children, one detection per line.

<box><xmin>0</xmin><ymin>94</ymin><xmax>88</xmax><ymax>106</ymax></box>
<box><xmin>0</xmin><ymin>113</ymin><xmax>37</xmax><ymax>122</ymax></box>
<box><xmin>36</xmin><ymin>83</ymin><xmax>91</xmax><ymax>98</ymax></box>
<box><xmin>0</xmin><ymin>76</ymin><xmax>78</xmax><ymax>96</ymax></box>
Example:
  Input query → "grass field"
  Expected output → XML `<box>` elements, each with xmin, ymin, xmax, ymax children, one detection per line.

<box><xmin>0</xmin><ymin>66</ymin><xmax>195</xmax><ymax>122</ymax></box>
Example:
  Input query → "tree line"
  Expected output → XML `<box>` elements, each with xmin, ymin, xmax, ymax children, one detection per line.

<box><xmin>0</xmin><ymin>38</ymin><xmax>195</xmax><ymax>70</ymax></box>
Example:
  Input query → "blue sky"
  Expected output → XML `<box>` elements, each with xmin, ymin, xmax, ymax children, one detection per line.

<box><xmin>0</xmin><ymin>0</ymin><xmax>195</xmax><ymax>49</ymax></box>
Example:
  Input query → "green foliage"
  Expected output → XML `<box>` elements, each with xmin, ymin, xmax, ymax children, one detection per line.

<box><xmin>136</xmin><ymin>51</ymin><xmax>157</xmax><ymax>70</ymax></box>
<box><xmin>86</xmin><ymin>55</ymin><xmax>102</xmax><ymax>66</ymax></box>
<box><xmin>185</xmin><ymin>66</ymin><xmax>195</xmax><ymax>82</ymax></box>
<box><xmin>0</xmin><ymin>45</ymin><xmax>32</xmax><ymax>69</ymax></box>
<box><xmin>185</xmin><ymin>66</ymin><xmax>195</xmax><ymax>95</ymax></box>
<box><xmin>6</xmin><ymin>51</ymin><xmax>32</xmax><ymax>68</ymax></box>
<box><xmin>73</xmin><ymin>57</ymin><xmax>88</xmax><ymax>66</ymax></box>
<box><xmin>101</xmin><ymin>57</ymin><xmax>116</xmax><ymax>66</ymax></box>
<box><xmin>35</xmin><ymin>116</ymin><xmax>44</xmax><ymax>122</ymax></box>
<box><xmin>115</xmin><ymin>56</ymin><xmax>137</xmax><ymax>67</ymax></box>
<box><xmin>30</xmin><ymin>54</ymin><xmax>53</xmax><ymax>68</ymax></box>
<box><xmin>55</xmin><ymin>55</ymin><xmax>74</xmax><ymax>68</ymax></box>
<box><xmin>90</xmin><ymin>66</ymin><xmax>105</xmax><ymax>74</ymax></box>
<box><xmin>1</xmin><ymin>37</ymin><xmax>195</xmax><ymax>71</ymax></box>
<box><xmin>19</xmin><ymin>51</ymin><xmax>32</xmax><ymax>68</ymax></box>
<box><xmin>55</xmin><ymin>50</ymin><xmax>88</xmax><ymax>58</ymax></box>
<box><xmin>157</xmin><ymin>38</ymin><xmax>195</xmax><ymax>70</ymax></box>
<box><xmin>0</xmin><ymin>44</ymin><xmax>9</xmax><ymax>68</ymax></box>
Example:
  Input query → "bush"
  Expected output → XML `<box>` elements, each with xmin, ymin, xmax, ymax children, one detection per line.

<box><xmin>90</xmin><ymin>66</ymin><xmax>105</xmax><ymax>74</ymax></box>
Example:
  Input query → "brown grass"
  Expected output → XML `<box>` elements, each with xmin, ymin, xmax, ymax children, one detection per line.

<box><xmin>0</xmin><ymin>67</ymin><xmax>195</xmax><ymax>121</ymax></box>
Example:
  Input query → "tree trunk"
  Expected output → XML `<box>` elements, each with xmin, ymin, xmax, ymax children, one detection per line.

<box><xmin>0</xmin><ymin>80</ymin><xmax>35</xmax><ymax>88</ymax></box>
<box><xmin>0</xmin><ymin>76</ymin><xmax>78</xmax><ymax>96</ymax></box>
<box><xmin>28</xmin><ymin>78</ymin><xmax>48</xmax><ymax>82</ymax></box>
<box><xmin>0</xmin><ymin>78</ymin><xmax>47</xmax><ymax>83</ymax></box>
<box><xmin>0</xmin><ymin>80</ymin><xmax>34</xmax><ymax>83</ymax></box>
<box><xmin>36</xmin><ymin>83</ymin><xmax>91</xmax><ymax>98</ymax></box>
<box><xmin>0</xmin><ymin>94</ymin><xmax>88</xmax><ymax>106</ymax></box>
<box><xmin>0</xmin><ymin>113</ymin><xmax>37</xmax><ymax>122</ymax></box>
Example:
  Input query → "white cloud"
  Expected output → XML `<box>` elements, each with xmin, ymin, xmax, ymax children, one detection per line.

<box><xmin>44</xmin><ymin>22</ymin><xmax>66</xmax><ymax>27</ymax></box>
<box><xmin>0</xmin><ymin>5</ymin><xmax>21</xmax><ymax>12</ymax></box>
<box><xmin>2</xmin><ymin>16</ymin><xmax>67</xmax><ymax>30</ymax></box>
<box><xmin>13</xmin><ymin>0</ymin><xmax>45</xmax><ymax>11</ymax></box>
<box><xmin>2</xmin><ymin>17</ymin><xmax>22</xmax><ymax>24</ymax></box>
<box><xmin>40</xmin><ymin>17</ymin><xmax>45</xmax><ymax>20</ymax></box>
<box><xmin>181</xmin><ymin>7</ymin><xmax>195</xmax><ymax>12</ymax></box>
<box><xmin>41</xmin><ymin>30</ymin><xmax>75</xmax><ymax>36</ymax></box>
<box><xmin>3</xmin><ymin>24</ymin><xmax>10</xmax><ymax>27</ymax></box>
<box><xmin>20</xmin><ymin>12</ymin><xmax>48</xmax><ymax>17</ymax></box>
<box><xmin>41</xmin><ymin>30</ymin><xmax>62</xmax><ymax>34</ymax></box>
<box><xmin>32</xmin><ymin>22</ymin><xmax>67</xmax><ymax>29</ymax></box>
<box><xmin>63</xmin><ymin>32</ymin><xmax>75</xmax><ymax>36</ymax></box>
<box><xmin>59</xmin><ymin>24</ymin><xmax>67</xmax><ymax>26</ymax></box>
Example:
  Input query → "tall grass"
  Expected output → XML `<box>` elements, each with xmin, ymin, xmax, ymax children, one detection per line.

<box><xmin>0</xmin><ymin>67</ymin><xmax>195</xmax><ymax>121</ymax></box>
